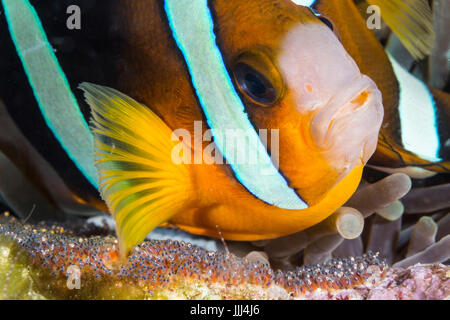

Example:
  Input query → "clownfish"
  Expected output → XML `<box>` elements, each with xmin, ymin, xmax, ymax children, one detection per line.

<box><xmin>1</xmin><ymin>0</ymin><xmax>386</xmax><ymax>256</ymax></box>
<box><xmin>84</xmin><ymin>0</ymin><xmax>386</xmax><ymax>255</ymax></box>
<box><xmin>306</xmin><ymin>0</ymin><xmax>450</xmax><ymax>178</ymax></box>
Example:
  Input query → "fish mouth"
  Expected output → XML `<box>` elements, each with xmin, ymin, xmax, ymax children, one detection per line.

<box><xmin>311</xmin><ymin>74</ymin><xmax>384</xmax><ymax>170</ymax></box>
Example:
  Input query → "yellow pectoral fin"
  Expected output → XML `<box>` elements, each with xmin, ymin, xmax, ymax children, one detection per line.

<box><xmin>365</xmin><ymin>0</ymin><xmax>435</xmax><ymax>59</ymax></box>
<box><xmin>80</xmin><ymin>82</ymin><xmax>192</xmax><ymax>257</ymax></box>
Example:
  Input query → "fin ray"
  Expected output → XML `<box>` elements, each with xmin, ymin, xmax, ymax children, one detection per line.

<box><xmin>366</xmin><ymin>0</ymin><xmax>435</xmax><ymax>59</ymax></box>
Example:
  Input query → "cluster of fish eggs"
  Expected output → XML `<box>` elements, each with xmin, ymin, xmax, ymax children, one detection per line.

<box><xmin>0</xmin><ymin>214</ymin><xmax>386</xmax><ymax>298</ymax></box>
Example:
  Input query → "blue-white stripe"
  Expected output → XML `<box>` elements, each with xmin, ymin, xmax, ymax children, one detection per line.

<box><xmin>388</xmin><ymin>54</ymin><xmax>441</xmax><ymax>162</ymax></box>
<box><xmin>164</xmin><ymin>0</ymin><xmax>308</xmax><ymax>209</ymax></box>
<box><xmin>2</xmin><ymin>0</ymin><xmax>98</xmax><ymax>187</ymax></box>
<box><xmin>291</xmin><ymin>0</ymin><xmax>317</xmax><ymax>7</ymax></box>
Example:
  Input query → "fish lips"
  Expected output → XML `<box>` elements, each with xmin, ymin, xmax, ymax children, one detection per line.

<box><xmin>311</xmin><ymin>74</ymin><xmax>384</xmax><ymax>171</ymax></box>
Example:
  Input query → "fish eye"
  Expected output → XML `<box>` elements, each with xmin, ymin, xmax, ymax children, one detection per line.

<box><xmin>232</xmin><ymin>51</ymin><xmax>283</xmax><ymax>107</ymax></box>
<box><xmin>234</xmin><ymin>63</ymin><xmax>277</xmax><ymax>105</ymax></box>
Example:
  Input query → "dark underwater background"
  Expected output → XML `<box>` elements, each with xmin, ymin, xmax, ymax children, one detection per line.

<box><xmin>0</xmin><ymin>0</ymin><xmax>124</xmax><ymax>205</ymax></box>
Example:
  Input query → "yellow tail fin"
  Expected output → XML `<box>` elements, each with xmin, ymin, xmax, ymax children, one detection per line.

<box><xmin>366</xmin><ymin>0</ymin><xmax>435</xmax><ymax>59</ymax></box>
<box><xmin>80</xmin><ymin>83</ymin><xmax>192</xmax><ymax>257</ymax></box>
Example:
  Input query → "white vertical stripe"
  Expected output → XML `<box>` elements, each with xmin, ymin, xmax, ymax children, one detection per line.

<box><xmin>388</xmin><ymin>54</ymin><xmax>441</xmax><ymax>162</ymax></box>
<box><xmin>164</xmin><ymin>0</ymin><xmax>308</xmax><ymax>209</ymax></box>
<box><xmin>291</xmin><ymin>0</ymin><xmax>317</xmax><ymax>7</ymax></box>
<box><xmin>2</xmin><ymin>0</ymin><xmax>98</xmax><ymax>187</ymax></box>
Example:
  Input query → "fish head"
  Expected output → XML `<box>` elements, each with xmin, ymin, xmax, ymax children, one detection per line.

<box><xmin>213</xmin><ymin>0</ymin><xmax>384</xmax><ymax>205</ymax></box>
